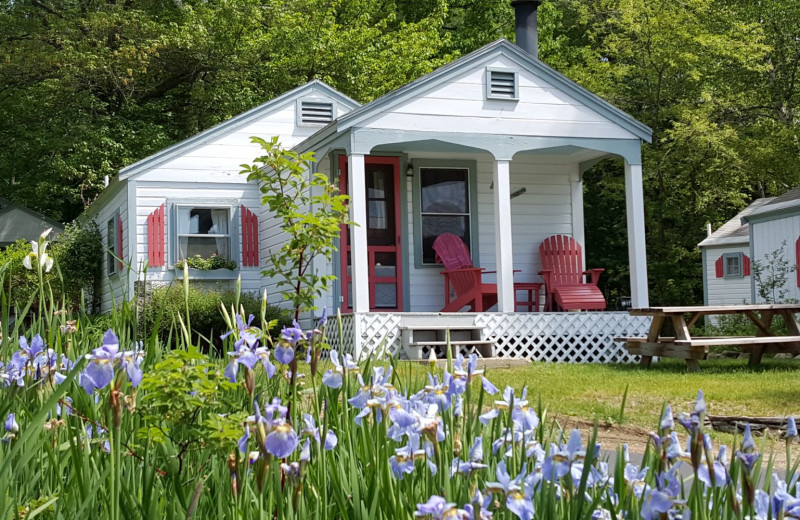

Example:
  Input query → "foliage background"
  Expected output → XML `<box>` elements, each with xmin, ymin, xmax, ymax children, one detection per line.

<box><xmin>1</xmin><ymin>0</ymin><xmax>799</xmax><ymax>305</ymax></box>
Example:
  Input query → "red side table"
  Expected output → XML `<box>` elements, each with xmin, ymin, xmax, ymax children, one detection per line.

<box><xmin>513</xmin><ymin>282</ymin><xmax>542</xmax><ymax>312</ymax></box>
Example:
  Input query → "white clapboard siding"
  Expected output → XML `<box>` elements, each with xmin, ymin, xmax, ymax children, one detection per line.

<box><xmin>751</xmin><ymin>215</ymin><xmax>800</xmax><ymax>302</ymax></box>
<box><xmin>363</xmin><ymin>56</ymin><xmax>639</xmax><ymax>140</ymax></box>
<box><xmin>95</xmin><ymin>187</ymin><xmax>130</xmax><ymax>313</ymax></box>
<box><xmin>704</xmin><ymin>245</ymin><xmax>752</xmax><ymax>306</ymax></box>
<box><xmin>405</xmin><ymin>152</ymin><xmax>575</xmax><ymax>312</ymax></box>
<box><xmin>135</xmin><ymin>182</ymin><xmax>264</xmax><ymax>295</ymax></box>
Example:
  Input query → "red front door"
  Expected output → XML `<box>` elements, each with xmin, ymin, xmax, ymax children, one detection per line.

<box><xmin>339</xmin><ymin>156</ymin><xmax>403</xmax><ymax>312</ymax></box>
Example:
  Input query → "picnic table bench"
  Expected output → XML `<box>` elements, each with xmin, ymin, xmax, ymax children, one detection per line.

<box><xmin>618</xmin><ymin>304</ymin><xmax>800</xmax><ymax>372</ymax></box>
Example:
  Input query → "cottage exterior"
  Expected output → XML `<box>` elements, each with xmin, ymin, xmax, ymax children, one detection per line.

<box><xmin>83</xmin><ymin>81</ymin><xmax>359</xmax><ymax>312</ymax></box>
<box><xmin>742</xmin><ymin>187</ymin><xmax>800</xmax><ymax>303</ymax></box>
<box><xmin>0</xmin><ymin>197</ymin><xmax>63</xmax><ymax>249</ymax></box>
<box><xmin>85</xmin><ymin>3</ymin><xmax>655</xmax><ymax>360</ymax></box>
<box><xmin>697</xmin><ymin>198</ymin><xmax>773</xmax><ymax>306</ymax></box>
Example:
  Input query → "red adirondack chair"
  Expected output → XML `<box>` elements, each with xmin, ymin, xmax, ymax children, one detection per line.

<box><xmin>538</xmin><ymin>235</ymin><xmax>606</xmax><ymax>311</ymax></box>
<box><xmin>432</xmin><ymin>233</ymin><xmax>498</xmax><ymax>312</ymax></box>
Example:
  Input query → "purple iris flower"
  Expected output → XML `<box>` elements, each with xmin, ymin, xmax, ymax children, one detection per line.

<box><xmin>542</xmin><ymin>429</ymin><xmax>586</xmax><ymax>481</ymax></box>
<box><xmin>322</xmin><ymin>350</ymin><xmax>358</xmax><ymax>389</ymax></box>
<box><xmin>317</xmin><ymin>307</ymin><xmax>328</xmax><ymax>328</ymax></box>
<box><xmin>221</xmin><ymin>314</ymin><xmax>260</xmax><ymax>347</ymax></box>
<box><xmin>274</xmin><ymin>345</ymin><xmax>294</xmax><ymax>365</ymax></box>
<box><xmin>11</xmin><ymin>334</ymin><xmax>44</xmax><ymax>371</ymax></box>
<box><xmin>281</xmin><ymin>322</ymin><xmax>306</xmax><ymax>346</ymax></box>
<box><xmin>481</xmin><ymin>376</ymin><xmax>499</xmax><ymax>395</ymax></box>
<box><xmin>640</xmin><ymin>489</ymin><xmax>673</xmax><ymax>520</ymax></box>
<box><xmin>486</xmin><ymin>461</ymin><xmax>534</xmax><ymax>520</ymax></box>
<box><xmin>697</xmin><ymin>460</ymin><xmax>728</xmax><ymax>487</ymax></box>
<box><xmin>741</xmin><ymin>423</ymin><xmax>756</xmax><ymax>453</ymax></box>
<box><xmin>787</xmin><ymin>416</ymin><xmax>798</xmax><ymax>439</ymax></box>
<box><xmin>4</xmin><ymin>413</ymin><xmax>18</xmax><ymax>433</ymax></box>
<box><xmin>118</xmin><ymin>342</ymin><xmax>144</xmax><ymax>388</ymax></box>
<box><xmin>451</xmin><ymin>437</ymin><xmax>488</xmax><ymax>476</ymax></box>
<box><xmin>81</xmin><ymin>329</ymin><xmax>120</xmax><ymax>394</ymax></box>
<box><xmin>301</xmin><ymin>414</ymin><xmax>337</xmax><ymax>450</ymax></box>
<box><xmin>414</xmin><ymin>495</ymin><xmax>463</xmax><ymax>519</ymax></box>
<box><xmin>257</xmin><ymin>398</ymin><xmax>299</xmax><ymax>458</ymax></box>
<box><xmin>238</xmin><ymin>425</ymin><xmax>250</xmax><ymax>454</ymax></box>
<box><xmin>694</xmin><ymin>389</ymin><xmax>707</xmax><ymax>416</ymax></box>
<box><xmin>660</xmin><ymin>405</ymin><xmax>674</xmax><ymax>431</ymax></box>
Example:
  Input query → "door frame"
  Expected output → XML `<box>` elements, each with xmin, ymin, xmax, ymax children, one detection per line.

<box><xmin>338</xmin><ymin>155</ymin><xmax>404</xmax><ymax>312</ymax></box>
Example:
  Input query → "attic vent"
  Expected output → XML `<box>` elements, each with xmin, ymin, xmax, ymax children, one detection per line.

<box><xmin>300</xmin><ymin>100</ymin><xmax>335</xmax><ymax>125</ymax></box>
<box><xmin>486</xmin><ymin>68</ymin><xmax>518</xmax><ymax>100</ymax></box>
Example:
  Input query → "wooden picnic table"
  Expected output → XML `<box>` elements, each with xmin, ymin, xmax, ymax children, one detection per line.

<box><xmin>622</xmin><ymin>304</ymin><xmax>800</xmax><ymax>372</ymax></box>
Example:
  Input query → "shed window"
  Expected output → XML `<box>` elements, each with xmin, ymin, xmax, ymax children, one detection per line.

<box><xmin>297</xmin><ymin>99</ymin><xmax>335</xmax><ymax>125</ymax></box>
<box><xmin>723</xmin><ymin>253</ymin><xmax>743</xmax><ymax>278</ymax></box>
<box><xmin>419</xmin><ymin>167</ymin><xmax>471</xmax><ymax>264</ymax></box>
<box><xmin>106</xmin><ymin>215</ymin><xmax>118</xmax><ymax>275</ymax></box>
<box><xmin>486</xmin><ymin>68</ymin><xmax>518</xmax><ymax>100</ymax></box>
<box><xmin>176</xmin><ymin>207</ymin><xmax>231</xmax><ymax>261</ymax></box>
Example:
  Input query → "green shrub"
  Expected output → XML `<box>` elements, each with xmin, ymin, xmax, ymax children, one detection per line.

<box><xmin>174</xmin><ymin>254</ymin><xmax>237</xmax><ymax>271</ymax></box>
<box><xmin>140</xmin><ymin>285</ymin><xmax>291</xmax><ymax>348</ymax></box>
<box><xmin>0</xmin><ymin>222</ymin><xmax>102</xmax><ymax>311</ymax></box>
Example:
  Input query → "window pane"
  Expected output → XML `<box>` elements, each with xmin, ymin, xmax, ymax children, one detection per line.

<box><xmin>726</xmin><ymin>256</ymin><xmax>740</xmax><ymax>276</ymax></box>
<box><xmin>107</xmin><ymin>219</ymin><xmax>115</xmax><ymax>274</ymax></box>
<box><xmin>421</xmin><ymin>168</ymin><xmax>468</xmax><ymax>213</ymax></box>
<box><xmin>422</xmin><ymin>215</ymin><xmax>469</xmax><ymax>264</ymax></box>
<box><xmin>374</xmin><ymin>283</ymin><xmax>397</xmax><ymax>308</ymax></box>
<box><xmin>178</xmin><ymin>207</ymin><xmax>228</xmax><ymax>235</ymax></box>
<box><xmin>179</xmin><ymin>237</ymin><xmax>230</xmax><ymax>260</ymax></box>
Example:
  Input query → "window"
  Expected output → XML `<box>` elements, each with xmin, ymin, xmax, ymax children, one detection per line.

<box><xmin>106</xmin><ymin>215</ymin><xmax>118</xmax><ymax>275</ymax></box>
<box><xmin>416</xmin><ymin>164</ymin><xmax>475</xmax><ymax>265</ymax></box>
<box><xmin>723</xmin><ymin>253</ymin><xmax>743</xmax><ymax>278</ymax></box>
<box><xmin>175</xmin><ymin>206</ymin><xmax>231</xmax><ymax>261</ymax></box>
<box><xmin>486</xmin><ymin>67</ymin><xmax>518</xmax><ymax>100</ymax></box>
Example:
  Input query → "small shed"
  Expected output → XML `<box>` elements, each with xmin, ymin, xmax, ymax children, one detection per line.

<box><xmin>0</xmin><ymin>197</ymin><xmax>64</xmax><ymax>249</ymax></box>
<box><xmin>741</xmin><ymin>187</ymin><xmax>800</xmax><ymax>302</ymax></box>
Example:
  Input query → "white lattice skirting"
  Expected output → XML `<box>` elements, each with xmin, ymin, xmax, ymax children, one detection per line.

<box><xmin>325</xmin><ymin>312</ymin><xmax>651</xmax><ymax>363</ymax></box>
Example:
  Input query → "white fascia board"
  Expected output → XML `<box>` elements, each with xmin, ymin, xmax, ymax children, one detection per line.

<box><xmin>697</xmin><ymin>236</ymin><xmax>749</xmax><ymax>248</ymax></box>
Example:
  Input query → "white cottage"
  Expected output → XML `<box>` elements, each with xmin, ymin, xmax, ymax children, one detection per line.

<box><xmin>741</xmin><ymin>187</ymin><xmax>800</xmax><ymax>303</ymax></box>
<box><xmin>83</xmin><ymin>81</ymin><xmax>359</xmax><ymax>312</ymax></box>
<box><xmin>697</xmin><ymin>198</ymin><xmax>773</xmax><ymax>306</ymax></box>
<box><xmin>86</xmin><ymin>1</ymin><xmax>655</xmax><ymax>361</ymax></box>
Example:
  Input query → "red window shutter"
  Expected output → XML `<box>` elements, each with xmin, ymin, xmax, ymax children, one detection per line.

<box><xmin>715</xmin><ymin>256</ymin><xmax>724</xmax><ymax>278</ymax></box>
<box><xmin>116</xmin><ymin>214</ymin><xmax>124</xmax><ymax>270</ymax></box>
<box><xmin>796</xmin><ymin>236</ymin><xmax>800</xmax><ymax>287</ymax></box>
<box><xmin>743</xmin><ymin>255</ymin><xmax>751</xmax><ymax>276</ymax></box>
<box><xmin>241</xmin><ymin>205</ymin><xmax>259</xmax><ymax>267</ymax></box>
<box><xmin>147</xmin><ymin>204</ymin><xmax>166</xmax><ymax>267</ymax></box>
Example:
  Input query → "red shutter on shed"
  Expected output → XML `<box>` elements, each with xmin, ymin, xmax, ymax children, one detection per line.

<box><xmin>796</xmin><ymin>237</ymin><xmax>800</xmax><ymax>287</ymax></box>
<box><xmin>147</xmin><ymin>204</ymin><xmax>166</xmax><ymax>267</ymax></box>
<box><xmin>116</xmin><ymin>214</ymin><xmax>124</xmax><ymax>270</ymax></box>
<box><xmin>241</xmin><ymin>205</ymin><xmax>259</xmax><ymax>267</ymax></box>
<box><xmin>715</xmin><ymin>256</ymin><xmax>724</xmax><ymax>278</ymax></box>
<box><xmin>743</xmin><ymin>255</ymin><xmax>751</xmax><ymax>276</ymax></box>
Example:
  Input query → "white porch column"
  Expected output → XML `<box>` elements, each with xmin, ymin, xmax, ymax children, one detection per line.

<box><xmin>624</xmin><ymin>160</ymin><xmax>649</xmax><ymax>308</ymax></box>
<box><xmin>493</xmin><ymin>159</ymin><xmax>515</xmax><ymax>312</ymax></box>
<box><xmin>348</xmin><ymin>153</ymin><xmax>370</xmax><ymax>313</ymax></box>
<box><xmin>570</xmin><ymin>166</ymin><xmax>585</xmax><ymax>279</ymax></box>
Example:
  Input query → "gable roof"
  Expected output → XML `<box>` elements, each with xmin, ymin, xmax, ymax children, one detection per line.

<box><xmin>319</xmin><ymin>39</ymin><xmax>651</xmax><ymax>144</ymax></box>
<box><xmin>0</xmin><ymin>199</ymin><xmax>64</xmax><ymax>244</ymax></box>
<box><xmin>741</xmin><ymin>186</ymin><xmax>800</xmax><ymax>223</ymax></box>
<box><xmin>119</xmin><ymin>80</ymin><xmax>359</xmax><ymax>180</ymax></box>
<box><xmin>698</xmin><ymin>197</ymin><xmax>774</xmax><ymax>248</ymax></box>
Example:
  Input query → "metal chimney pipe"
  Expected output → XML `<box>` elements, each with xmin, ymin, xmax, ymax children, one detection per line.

<box><xmin>511</xmin><ymin>0</ymin><xmax>542</xmax><ymax>58</ymax></box>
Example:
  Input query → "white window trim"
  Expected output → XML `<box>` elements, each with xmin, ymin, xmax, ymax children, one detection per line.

<box><xmin>485</xmin><ymin>67</ymin><xmax>519</xmax><ymax>101</ymax></box>
<box><xmin>411</xmin><ymin>159</ymin><xmax>479</xmax><ymax>268</ymax></box>
<box><xmin>168</xmin><ymin>199</ymin><xmax>240</xmax><ymax>269</ymax></box>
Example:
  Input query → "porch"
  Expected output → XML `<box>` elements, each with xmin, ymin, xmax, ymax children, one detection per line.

<box><xmin>327</xmin><ymin>311</ymin><xmax>652</xmax><ymax>363</ymax></box>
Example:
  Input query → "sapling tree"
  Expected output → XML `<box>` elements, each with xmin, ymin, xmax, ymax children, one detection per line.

<box><xmin>240</xmin><ymin>136</ymin><xmax>350</xmax><ymax>320</ymax></box>
<box><xmin>752</xmin><ymin>240</ymin><xmax>797</xmax><ymax>303</ymax></box>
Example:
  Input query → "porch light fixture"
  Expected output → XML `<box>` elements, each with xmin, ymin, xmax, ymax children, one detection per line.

<box><xmin>406</xmin><ymin>164</ymin><xmax>414</xmax><ymax>177</ymax></box>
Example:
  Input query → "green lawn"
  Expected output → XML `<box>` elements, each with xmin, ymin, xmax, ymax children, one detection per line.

<box><xmin>483</xmin><ymin>358</ymin><xmax>800</xmax><ymax>434</ymax></box>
